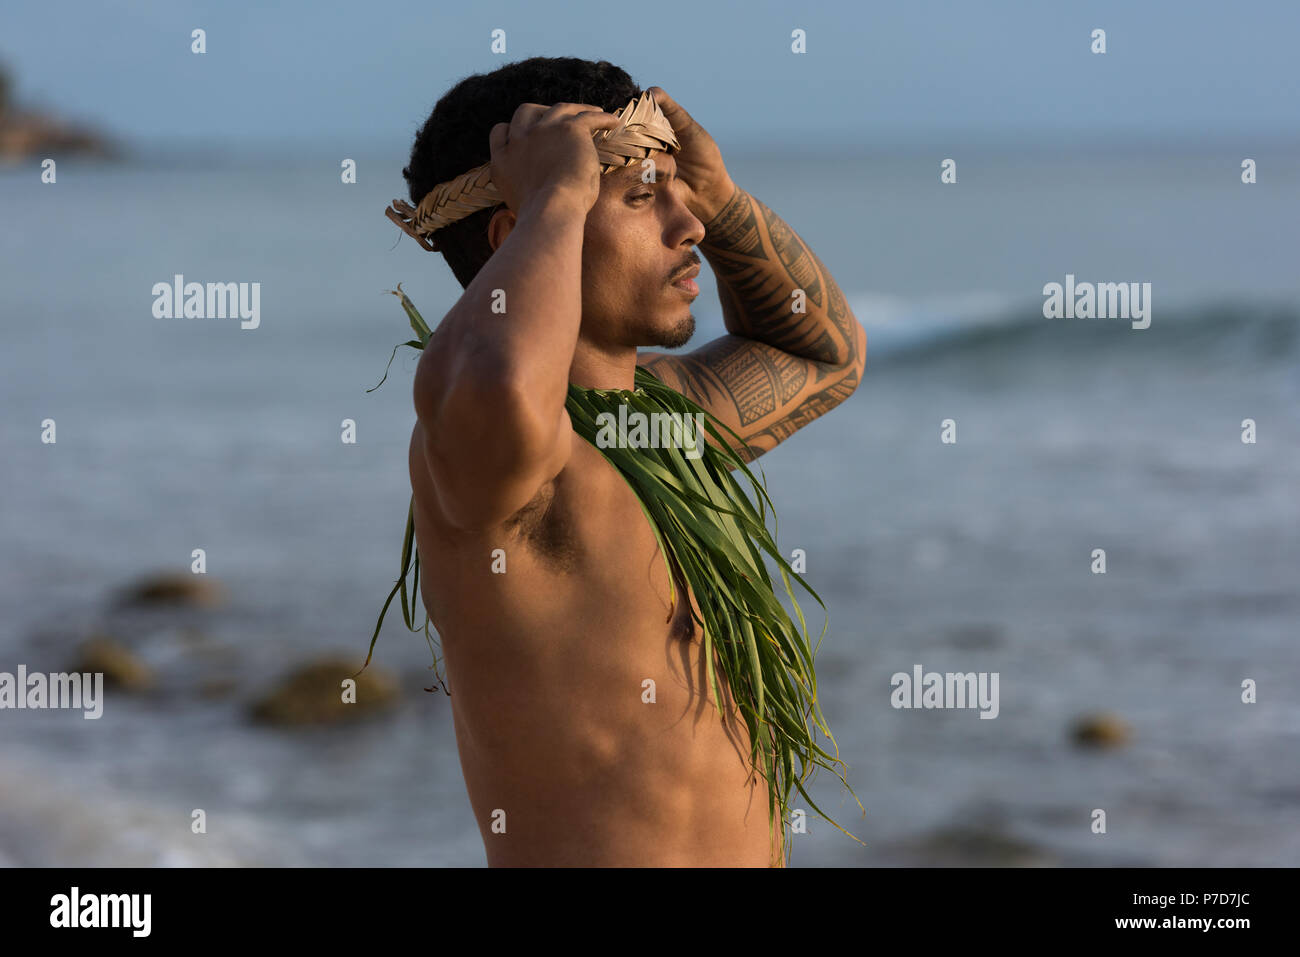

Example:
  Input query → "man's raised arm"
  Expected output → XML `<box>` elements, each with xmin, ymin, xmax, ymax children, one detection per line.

<box><xmin>412</xmin><ymin>104</ymin><xmax>620</xmax><ymax>530</ymax></box>
<box><xmin>637</xmin><ymin>89</ymin><xmax>866</xmax><ymax>463</ymax></box>
<box><xmin>704</xmin><ymin>184</ymin><xmax>862</xmax><ymax>369</ymax></box>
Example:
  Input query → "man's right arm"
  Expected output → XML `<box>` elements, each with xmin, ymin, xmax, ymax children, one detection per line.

<box><xmin>412</xmin><ymin>189</ymin><xmax>588</xmax><ymax>531</ymax></box>
<box><xmin>407</xmin><ymin>102</ymin><xmax>621</xmax><ymax>530</ymax></box>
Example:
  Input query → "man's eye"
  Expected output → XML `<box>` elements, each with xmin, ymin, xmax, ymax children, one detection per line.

<box><xmin>630</xmin><ymin>191</ymin><xmax>653</xmax><ymax>203</ymax></box>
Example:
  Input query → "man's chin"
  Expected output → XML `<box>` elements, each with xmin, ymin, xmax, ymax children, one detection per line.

<box><xmin>647</xmin><ymin>313</ymin><xmax>696</xmax><ymax>350</ymax></box>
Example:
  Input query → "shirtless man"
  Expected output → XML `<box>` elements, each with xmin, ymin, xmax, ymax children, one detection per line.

<box><xmin>399</xmin><ymin>58</ymin><xmax>865</xmax><ymax>867</ymax></box>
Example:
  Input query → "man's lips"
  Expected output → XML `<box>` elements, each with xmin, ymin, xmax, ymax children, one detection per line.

<box><xmin>670</xmin><ymin>263</ymin><xmax>701</xmax><ymax>295</ymax></box>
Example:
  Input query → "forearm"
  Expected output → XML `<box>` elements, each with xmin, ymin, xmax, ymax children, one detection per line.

<box><xmin>699</xmin><ymin>185</ymin><xmax>860</xmax><ymax>368</ymax></box>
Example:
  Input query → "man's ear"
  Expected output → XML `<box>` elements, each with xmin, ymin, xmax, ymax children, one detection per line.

<box><xmin>487</xmin><ymin>206</ymin><xmax>516</xmax><ymax>252</ymax></box>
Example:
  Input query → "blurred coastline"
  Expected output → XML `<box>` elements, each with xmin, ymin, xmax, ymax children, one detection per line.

<box><xmin>0</xmin><ymin>63</ymin><xmax>120</xmax><ymax>164</ymax></box>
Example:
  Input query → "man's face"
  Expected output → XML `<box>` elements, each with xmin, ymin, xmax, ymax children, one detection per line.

<box><xmin>578</xmin><ymin>151</ymin><xmax>705</xmax><ymax>351</ymax></box>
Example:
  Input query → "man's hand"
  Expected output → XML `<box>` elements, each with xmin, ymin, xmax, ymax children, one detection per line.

<box><xmin>489</xmin><ymin>103</ymin><xmax>623</xmax><ymax>217</ymax></box>
<box><xmin>645</xmin><ymin>86</ymin><xmax>736</xmax><ymax>224</ymax></box>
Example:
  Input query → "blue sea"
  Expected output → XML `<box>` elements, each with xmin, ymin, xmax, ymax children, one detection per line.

<box><xmin>1</xmin><ymin>142</ymin><xmax>1298</xmax><ymax>865</ymax></box>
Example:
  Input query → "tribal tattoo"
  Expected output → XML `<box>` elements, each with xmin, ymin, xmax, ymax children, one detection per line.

<box><xmin>641</xmin><ymin>186</ymin><xmax>864</xmax><ymax>465</ymax></box>
<box><xmin>700</xmin><ymin>187</ymin><xmax>857</xmax><ymax>365</ymax></box>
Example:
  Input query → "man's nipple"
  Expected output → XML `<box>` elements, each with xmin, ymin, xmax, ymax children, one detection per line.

<box><xmin>666</xmin><ymin>574</ymin><xmax>697</xmax><ymax>642</ymax></box>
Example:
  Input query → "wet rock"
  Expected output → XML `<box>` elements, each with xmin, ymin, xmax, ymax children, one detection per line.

<box><xmin>882</xmin><ymin>805</ymin><xmax>1062</xmax><ymax>866</ymax></box>
<box><xmin>248</xmin><ymin>657</ymin><xmax>398</xmax><ymax>726</ymax></box>
<box><xmin>115</xmin><ymin>573</ymin><xmax>226</xmax><ymax>609</ymax></box>
<box><xmin>69</xmin><ymin>635</ymin><xmax>155</xmax><ymax>691</ymax></box>
<box><xmin>903</xmin><ymin>825</ymin><xmax>1059</xmax><ymax>867</ymax></box>
<box><xmin>1071</xmin><ymin>712</ymin><xmax>1132</xmax><ymax>748</ymax></box>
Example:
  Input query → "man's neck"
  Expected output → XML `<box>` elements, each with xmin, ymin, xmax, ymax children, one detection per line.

<box><xmin>568</xmin><ymin>339</ymin><xmax>640</xmax><ymax>392</ymax></box>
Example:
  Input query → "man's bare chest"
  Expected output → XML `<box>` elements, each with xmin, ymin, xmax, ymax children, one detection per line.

<box><xmin>498</xmin><ymin>443</ymin><xmax>701</xmax><ymax>640</ymax></box>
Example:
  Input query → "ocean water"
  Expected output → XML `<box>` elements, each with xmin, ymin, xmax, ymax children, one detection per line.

<box><xmin>1</xmin><ymin>144</ymin><xmax>1298</xmax><ymax>866</ymax></box>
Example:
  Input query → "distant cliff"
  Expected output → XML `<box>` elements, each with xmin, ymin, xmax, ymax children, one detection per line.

<box><xmin>0</xmin><ymin>64</ymin><xmax>120</xmax><ymax>163</ymax></box>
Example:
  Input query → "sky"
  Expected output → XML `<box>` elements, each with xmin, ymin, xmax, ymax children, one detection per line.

<box><xmin>2</xmin><ymin>0</ymin><xmax>1298</xmax><ymax>151</ymax></box>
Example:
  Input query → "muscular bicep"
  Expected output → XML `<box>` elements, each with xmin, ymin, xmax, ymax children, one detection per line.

<box><xmin>411</xmin><ymin>341</ymin><xmax>573</xmax><ymax>530</ymax></box>
<box><xmin>639</xmin><ymin>333</ymin><xmax>862</xmax><ymax>464</ymax></box>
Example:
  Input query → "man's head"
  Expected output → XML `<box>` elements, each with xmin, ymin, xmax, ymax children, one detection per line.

<box><xmin>401</xmin><ymin>56</ymin><xmax>703</xmax><ymax>350</ymax></box>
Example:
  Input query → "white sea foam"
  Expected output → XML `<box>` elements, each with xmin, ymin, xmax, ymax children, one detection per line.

<box><xmin>0</xmin><ymin>748</ymin><xmax>300</xmax><ymax>867</ymax></box>
<box><xmin>848</xmin><ymin>290</ymin><xmax>1033</xmax><ymax>357</ymax></box>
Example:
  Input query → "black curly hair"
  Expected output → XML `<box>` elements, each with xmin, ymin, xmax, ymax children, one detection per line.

<box><xmin>400</xmin><ymin>56</ymin><xmax>641</xmax><ymax>289</ymax></box>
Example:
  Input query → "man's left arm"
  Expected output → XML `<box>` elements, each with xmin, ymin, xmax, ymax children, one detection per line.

<box><xmin>637</xmin><ymin>88</ymin><xmax>867</xmax><ymax>463</ymax></box>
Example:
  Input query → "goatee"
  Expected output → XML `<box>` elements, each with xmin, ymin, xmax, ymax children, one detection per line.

<box><xmin>651</xmin><ymin>314</ymin><xmax>695</xmax><ymax>349</ymax></box>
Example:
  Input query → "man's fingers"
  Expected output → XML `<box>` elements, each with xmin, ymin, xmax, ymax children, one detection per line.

<box><xmin>570</xmin><ymin>110</ymin><xmax>623</xmax><ymax>130</ymax></box>
<box><xmin>508</xmin><ymin>102</ymin><xmax>547</xmax><ymax>130</ymax></box>
<box><xmin>509</xmin><ymin>102</ymin><xmax>620</xmax><ymax>137</ymax></box>
<box><xmin>647</xmin><ymin>86</ymin><xmax>689</xmax><ymax>122</ymax></box>
<box><xmin>538</xmin><ymin>102</ymin><xmax>608</xmax><ymax>123</ymax></box>
<box><xmin>548</xmin><ymin>102</ymin><xmax>605</xmax><ymax>113</ymax></box>
<box><xmin>541</xmin><ymin>104</ymin><xmax>623</xmax><ymax>134</ymax></box>
<box><xmin>648</xmin><ymin>85</ymin><xmax>702</xmax><ymax>141</ymax></box>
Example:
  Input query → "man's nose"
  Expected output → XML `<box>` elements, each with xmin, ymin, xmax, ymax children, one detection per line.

<box><xmin>666</xmin><ymin>187</ymin><xmax>705</xmax><ymax>247</ymax></box>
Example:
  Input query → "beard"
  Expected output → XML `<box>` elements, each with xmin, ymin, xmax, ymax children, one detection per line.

<box><xmin>646</xmin><ymin>312</ymin><xmax>696</xmax><ymax>349</ymax></box>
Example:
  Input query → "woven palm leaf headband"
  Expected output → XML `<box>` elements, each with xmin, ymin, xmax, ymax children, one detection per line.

<box><xmin>385</xmin><ymin>90</ymin><xmax>681</xmax><ymax>251</ymax></box>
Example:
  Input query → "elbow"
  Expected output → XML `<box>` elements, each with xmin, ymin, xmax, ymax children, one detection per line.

<box><xmin>852</xmin><ymin>314</ymin><xmax>867</xmax><ymax>369</ymax></box>
<box><xmin>840</xmin><ymin>316</ymin><xmax>867</xmax><ymax>391</ymax></box>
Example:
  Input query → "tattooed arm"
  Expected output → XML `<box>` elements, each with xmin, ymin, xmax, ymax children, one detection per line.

<box><xmin>640</xmin><ymin>184</ymin><xmax>867</xmax><ymax>463</ymax></box>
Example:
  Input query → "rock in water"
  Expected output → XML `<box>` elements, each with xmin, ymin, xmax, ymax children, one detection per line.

<box><xmin>1071</xmin><ymin>712</ymin><xmax>1132</xmax><ymax>748</ymax></box>
<box><xmin>249</xmin><ymin>657</ymin><xmax>398</xmax><ymax>726</ymax></box>
<box><xmin>70</xmin><ymin>635</ymin><xmax>155</xmax><ymax>691</ymax></box>
<box><xmin>115</xmin><ymin>573</ymin><xmax>226</xmax><ymax>608</ymax></box>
